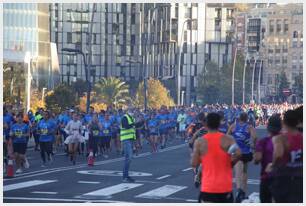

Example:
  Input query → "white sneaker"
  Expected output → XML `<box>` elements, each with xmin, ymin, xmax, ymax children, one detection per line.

<box><xmin>103</xmin><ymin>154</ymin><xmax>109</xmax><ymax>158</ymax></box>
<box><xmin>16</xmin><ymin>168</ymin><xmax>23</xmax><ymax>174</ymax></box>
<box><xmin>24</xmin><ymin>158</ymin><xmax>30</xmax><ymax>169</ymax></box>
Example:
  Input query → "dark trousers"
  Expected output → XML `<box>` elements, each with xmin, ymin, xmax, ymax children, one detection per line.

<box><xmin>40</xmin><ymin>141</ymin><xmax>53</xmax><ymax>163</ymax></box>
<box><xmin>271</xmin><ymin>176</ymin><xmax>303</xmax><ymax>203</ymax></box>
<box><xmin>260</xmin><ymin>178</ymin><xmax>273</xmax><ymax>203</ymax></box>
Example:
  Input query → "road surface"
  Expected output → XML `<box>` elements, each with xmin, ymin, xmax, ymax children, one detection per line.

<box><xmin>3</xmin><ymin>128</ymin><xmax>267</xmax><ymax>203</ymax></box>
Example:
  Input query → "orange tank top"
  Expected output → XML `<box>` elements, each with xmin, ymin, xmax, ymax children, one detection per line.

<box><xmin>201</xmin><ymin>132</ymin><xmax>233</xmax><ymax>193</ymax></box>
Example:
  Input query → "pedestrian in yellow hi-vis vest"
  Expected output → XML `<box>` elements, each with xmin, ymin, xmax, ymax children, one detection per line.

<box><xmin>120</xmin><ymin>110</ymin><xmax>136</xmax><ymax>182</ymax></box>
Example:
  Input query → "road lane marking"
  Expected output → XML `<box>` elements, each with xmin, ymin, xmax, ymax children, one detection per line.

<box><xmin>156</xmin><ymin>175</ymin><xmax>171</xmax><ymax>180</ymax></box>
<box><xmin>4</xmin><ymin>180</ymin><xmax>57</xmax><ymax>192</ymax></box>
<box><xmin>233</xmin><ymin>178</ymin><xmax>260</xmax><ymax>185</ymax></box>
<box><xmin>186</xmin><ymin>199</ymin><xmax>197</xmax><ymax>202</ymax></box>
<box><xmin>78</xmin><ymin>181</ymin><xmax>100</xmax><ymax>184</ymax></box>
<box><xmin>5</xmin><ymin>143</ymin><xmax>187</xmax><ymax>181</ymax></box>
<box><xmin>31</xmin><ymin>191</ymin><xmax>58</xmax><ymax>195</ymax></box>
<box><xmin>83</xmin><ymin>183</ymin><xmax>143</xmax><ymax>197</ymax></box>
<box><xmin>182</xmin><ymin>168</ymin><xmax>193</xmax><ymax>172</ymax></box>
<box><xmin>136</xmin><ymin>185</ymin><xmax>187</xmax><ymax>199</ymax></box>
<box><xmin>77</xmin><ymin>170</ymin><xmax>152</xmax><ymax>177</ymax></box>
<box><xmin>3</xmin><ymin>197</ymin><xmax>131</xmax><ymax>203</ymax></box>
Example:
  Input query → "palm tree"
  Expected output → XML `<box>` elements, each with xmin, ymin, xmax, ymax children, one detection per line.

<box><xmin>93</xmin><ymin>77</ymin><xmax>130</xmax><ymax>108</ymax></box>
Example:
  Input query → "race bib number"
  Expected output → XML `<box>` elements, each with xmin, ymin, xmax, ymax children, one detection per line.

<box><xmin>41</xmin><ymin>128</ymin><xmax>48</xmax><ymax>135</ymax></box>
<box><xmin>103</xmin><ymin>129</ymin><xmax>109</xmax><ymax>134</ymax></box>
<box><xmin>15</xmin><ymin>129</ymin><xmax>23</xmax><ymax>138</ymax></box>
<box><xmin>290</xmin><ymin>149</ymin><xmax>302</xmax><ymax>163</ymax></box>
<box><xmin>93</xmin><ymin>130</ymin><xmax>99</xmax><ymax>136</ymax></box>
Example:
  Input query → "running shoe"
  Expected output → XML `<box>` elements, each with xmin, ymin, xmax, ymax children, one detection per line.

<box><xmin>122</xmin><ymin>177</ymin><xmax>135</xmax><ymax>183</ymax></box>
<box><xmin>16</xmin><ymin>168</ymin><xmax>23</xmax><ymax>174</ymax></box>
<box><xmin>24</xmin><ymin>158</ymin><xmax>30</xmax><ymax>169</ymax></box>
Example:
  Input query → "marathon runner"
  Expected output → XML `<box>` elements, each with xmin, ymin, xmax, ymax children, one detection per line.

<box><xmin>9</xmin><ymin>112</ymin><xmax>30</xmax><ymax>174</ymax></box>
<box><xmin>267</xmin><ymin>110</ymin><xmax>303</xmax><ymax>203</ymax></box>
<box><xmin>227</xmin><ymin>112</ymin><xmax>257</xmax><ymax>202</ymax></box>
<box><xmin>191</xmin><ymin>112</ymin><xmax>241</xmax><ymax>203</ymax></box>
<box><xmin>37</xmin><ymin>110</ymin><xmax>56</xmax><ymax>167</ymax></box>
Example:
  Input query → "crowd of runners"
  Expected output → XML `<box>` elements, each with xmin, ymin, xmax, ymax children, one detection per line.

<box><xmin>3</xmin><ymin>102</ymin><xmax>303</xmax><ymax>203</ymax></box>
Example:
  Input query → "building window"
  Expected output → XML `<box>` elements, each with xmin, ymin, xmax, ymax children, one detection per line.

<box><xmin>268</xmin><ymin>58</ymin><xmax>273</xmax><ymax>65</ymax></box>
<box><xmin>269</xmin><ymin>20</ymin><xmax>274</xmax><ymax>33</ymax></box>
<box><xmin>67</xmin><ymin>32</ymin><xmax>72</xmax><ymax>43</ymax></box>
<box><xmin>187</xmin><ymin>21</ymin><xmax>192</xmax><ymax>30</ymax></box>
<box><xmin>275</xmin><ymin>47</ymin><xmax>280</xmax><ymax>53</ymax></box>
<box><xmin>185</xmin><ymin>7</ymin><xmax>192</xmax><ymax>18</ymax></box>
<box><xmin>293</xmin><ymin>31</ymin><xmax>298</xmax><ymax>38</ymax></box>
<box><xmin>92</xmin><ymin>33</ymin><xmax>97</xmax><ymax>44</ymax></box>
<box><xmin>268</xmin><ymin>48</ymin><xmax>273</xmax><ymax>53</ymax></box>
<box><xmin>131</xmin><ymin>14</ymin><xmax>135</xmax><ymax>24</ymax></box>
<box><xmin>282</xmin><ymin>44</ymin><xmax>288</xmax><ymax>53</ymax></box>
<box><xmin>292</xmin><ymin>41</ymin><xmax>297</xmax><ymax>47</ymax></box>
<box><xmin>192</xmin><ymin>20</ymin><xmax>198</xmax><ymax>30</ymax></box>
<box><xmin>284</xmin><ymin>19</ymin><xmax>289</xmax><ymax>34</ymax></box>
<box><xmin>282</xmin><ymin>57</ymin><xmax>287</xmax><ymax>64</ymax></box>
<box><xmin>131</xmin><ymin>34</ymin><xmax>136</xmax><ymax>45</ymax></box>
<box><xmin>275</xmin><ymin>57</ymin><xmax>280</xmax><ymax>65</ymax></box>
<box><xmin>184</xmin><ymin>31</ymin><xmax>187</xmax><ymax>41</ymax></box>
<box><xmin>276</xmin><ymin>19</ymin><xmax>282</xmax><ymax>33</ymax></box>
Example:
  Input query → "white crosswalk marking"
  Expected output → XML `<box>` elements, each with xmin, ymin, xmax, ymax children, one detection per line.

<box><xmin>83</xmin><ymin>183</ymin><xmax>143</xmax><ymax>197</ymax></box>
<box><xmin>136</xmin><ymin>185</ymin><xmax>187</xmax><ymax>199</ymax></box>
<box><xmin>31</xmin><ymin>191</ymin><xmax>58</xmax><ymax>195</ymax></box>
<box><xmin>4</xmin><ymin>180</ymin><xmax>57</xmax><ymax>192</ymax></box>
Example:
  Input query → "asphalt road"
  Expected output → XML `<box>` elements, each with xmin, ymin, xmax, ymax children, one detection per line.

<box><xmin>3</xmin><ymin>128</ymin><xmax>267</xmax><ymax>203</ymax></box>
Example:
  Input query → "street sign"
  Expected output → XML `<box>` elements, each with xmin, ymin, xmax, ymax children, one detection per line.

<box><xmin>282</xmin><ymin>89</ymin><xmax>291</xmax><ymax>96</ymax></box>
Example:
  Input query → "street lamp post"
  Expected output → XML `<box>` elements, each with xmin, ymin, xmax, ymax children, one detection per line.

<box><xmin>242</xmin><ymin>51</ymin><xmax>248</xmax><ymax>104</ymax></box>
<box><xmin>143</xmin><ymin>4</ymin><xmax>171</xmax><ymax>111</ymax></box>
<box><xmin>258</xmin><ymin>59</ymin><xmax>263</xmax><ymax>104</ymax></box>
<box><xmin>251</xmin><ymin>56</ymin><xmax>258</xmax><ymax>102</ymax></box>
<box><xmin>177</xmin><ymin>18</ymin><xmax>196</xmax><ymax>106</ymax></box>
<box><xmin>24</xmin><ymin>52</ymin><xmax>32</xmax><ymax>112</ymax></box>
<box><xmin>62</xmin><ymin>48</ymin><xmax>91</xmax><ymax>113</ymax></box>
<box><xmin>231</xmin><ymin>46</ymin><xmax>238</xmax><ymax>106</ymax></box>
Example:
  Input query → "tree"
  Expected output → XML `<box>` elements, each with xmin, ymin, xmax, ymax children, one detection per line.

<box><xmin>197</xmin><ymin>61</ymin><xmax>220</xmax><ymax>104</ymax></box>
<box><xmin>93</xmin><ymin>77</ymin><xmax>130</xmax><ymax>108</ymax></box>
<box><xmin>292</xmin><ymin>74</ymin><xmax>303</xmax><ymax>102</ymax></box>
<box><xmin>71</xmin><ymin>78</ymin><xmax>87</xmax><ymax>100</ymax></box>
<box><xmin>197</xmin><ymin>53</ymin><xmax>250</xmax><ymax>105</ymax></box>
<box><xmin>3</xmin><ymin>64</ymin><xmax>26</xmax><ymax>108</ymax></box>
<box><xmin>134</xmin><ymin>78</ymin><xmax>175</xmax><ymax>109</ymax></box>
<box><xmin>78</xmin><ymin>95</ymin><xmax>107</xmax><ymax>112</ymax></box>
<box><xmin>277</xmin><ymin>71</ymin><xmax>290</xmax><ymax>102</ymax></box>
<box><xmin>45</xmin><ymin>84</ymin><xmax>77</xmax><ymax>113</ymax></box>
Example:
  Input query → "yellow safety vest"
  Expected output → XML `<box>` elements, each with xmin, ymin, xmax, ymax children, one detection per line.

<box><xmin>120</xmin><ymin>114</ymin><xmax>136</xmax><ymax>141</ymax></box>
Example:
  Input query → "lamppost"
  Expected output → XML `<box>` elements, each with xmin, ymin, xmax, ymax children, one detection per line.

<box><xmin>251</xmin><ymin>54</ymin><xmax>258</xmax><ymax>102</ymax></box>
<box><xmin>62</xmin><ymin>48</ymin><xmax>91</xmax><ymax>113</ymax></box>
<box><xmin>125</xmin><ymin>59</ymin><xmax>146</xmax><ymax>111</ymax></box>
<box><xmin>142</xmin><ymin>4</ymin><xmax>171</xmax><ymax>111</ymax></box>
<box><xmin>242</xmin><ymin>49</ymin><xmax>249</xmax><ymax>105</ymax></box>
<box><xmin>177</xmin><ymin>18</ymin><xmax>197</xmax><ymax>106</ymax></box>
<box><xmin>24</xmin><ymin>52</ymin><xmax>32</xmax><ymax>112</ymax></box>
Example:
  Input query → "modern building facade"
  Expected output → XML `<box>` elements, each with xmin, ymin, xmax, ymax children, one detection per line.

<box><xmin>261</xmin><ymin>4</ymin><xmax>303</xmax><ymax>102</ymax></box>
<box><xmin>3</xmin><ymin>3</ymin><xmax>59</xmax><ymax>90</ymax></box>
<box><xmin>50</xmin><ymin>3</ymin><xmax>236</xmax><ymax>105</ymax></box>
<box><xmin>3</xmin><ymin>3</ymin><xmax>59</xmax><ymax>111</ymax></box>
<box><xmin>50</xmin><ymin>3</ymin><xmax>143</xmax><ymax>86</ymax></box>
